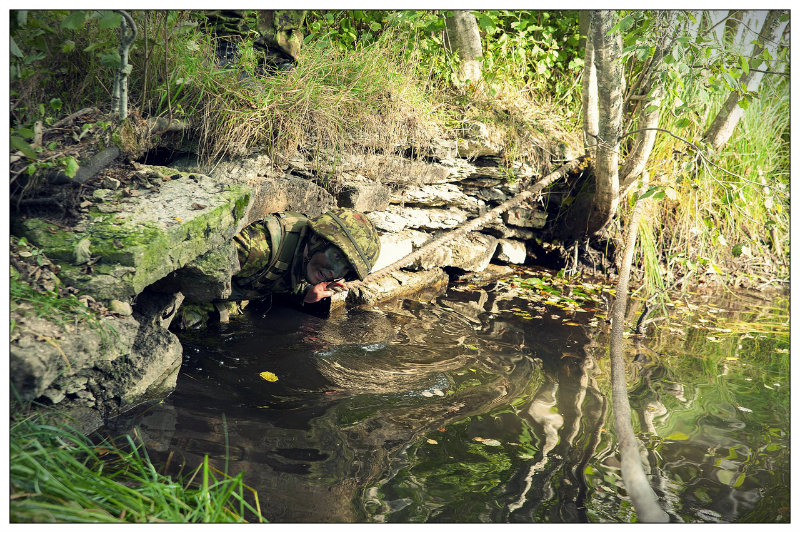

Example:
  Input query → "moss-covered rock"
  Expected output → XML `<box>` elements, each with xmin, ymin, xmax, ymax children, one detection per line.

<box><xmin>15</xmin><ymin>169</ymin><xmax>252</xmax><ymax>302</ymax></box>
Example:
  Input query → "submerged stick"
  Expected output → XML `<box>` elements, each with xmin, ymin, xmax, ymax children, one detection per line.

<box><xmin>347</xmin><ymin>157</ymin><xmax>584</xmax><ymax>290</ymax></box>
<box><xmin>608</xmin><ymin>171</ymin><xmax>669</xmax><ymax>523</ymax></box>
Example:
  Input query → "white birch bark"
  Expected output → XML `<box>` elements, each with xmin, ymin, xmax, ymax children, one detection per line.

<box><xmin>704</xmin><ymin>10</ymin><xmax>788</xmax><ymax>151</ymax></box>
<box><xmin>444</xmin><ymin>11</ymin><xmax>483</xmax><ymax>85</ymax></box>
<box><xmin>586</xmin><ymin>10</ymin><xmax>623</xmax><ymax>234</ymax></box>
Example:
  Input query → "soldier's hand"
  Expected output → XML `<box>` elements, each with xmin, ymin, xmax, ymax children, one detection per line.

<box><xmin>303</xmin><ymin>280</ymin><xmax>347</xmax><ymax>303</ymax></box>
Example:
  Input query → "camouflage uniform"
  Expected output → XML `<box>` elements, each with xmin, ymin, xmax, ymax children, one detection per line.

<box><xmin>204</xmin><ymin>10</ymin><xmax>307</xmax><ymax>70</ymax></box>
<box><xmin>225</xmin><ymin>208</ymin><xmax>381</xmax><ymax>317</ymax></box>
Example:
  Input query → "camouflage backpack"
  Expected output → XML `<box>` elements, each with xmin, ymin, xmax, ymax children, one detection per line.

<box><xmin>237</xmin><ymin>211</ymin><xmax>309</xmax><ymax>290</ymax></box>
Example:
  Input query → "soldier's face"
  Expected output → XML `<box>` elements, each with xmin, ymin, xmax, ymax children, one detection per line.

<box><xmin>306</xmin><ymin>245</ymin><xmax>351</xmax><ymax>284</ymax></box>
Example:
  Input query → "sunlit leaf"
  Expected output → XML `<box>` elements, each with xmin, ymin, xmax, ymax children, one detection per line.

<box><xmin>63</xmin><ymin>156</ymin><xmax>79</xmax><ymax>178</ymax></box>
<box><xmin>259</xmin><ymin>371</ymin><xmax>279</xmax><ymax>382</ymax></box>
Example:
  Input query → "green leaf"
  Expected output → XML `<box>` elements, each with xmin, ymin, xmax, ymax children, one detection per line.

<box><xmin>61</xmin><ymin>40</ymin><xmax>76</xmax><ymax>53</ymax></box>
<box><xmin>638</xmin><ymin>185</ymin><xmax>663</xmax><ymax>201</ymax></box>
<box><xmin>675</xmin><ymin>117</ymin><xmax>691</xmax><ymax>128</ymax></box>
<box><xmin>10</xmin><ymin>136</ymin><xmax>38</xmax><ymax>159</ymax></box>
<box><xmin>739</xmin><ymin>55</ymin><xmax>749</xmax><ymax>76</ymax></box>
<box><xmin>17</xmin><ymin>127</ymin><xmax>35</xmax><ymax>139</ymax></box>
<box><xmin>63</xmin><ymin>157</ymin><xmax>79</xmax><ymax>178</ymax></box>
<box><xmin>98</xmin><ymin>11</ymin><xmax>123</xmax><ymax>30</ymax></box>
<box><xmin>9</xmin><ymin>36</ymin><xmax>24</xmax><ymax>58</ymax></box>
<box><xmin>619</xmin><ymin>15</ymin><xmax>635</xmax><ymax>32</ymax></box>
<box><xmin>50</xmin><ymin>98</ymin><xmax>63</xmax><ymax>112</ymax></box>
<box><xmin>100</xmin><ymin>51</ymin><xmax>122</xmax><ymax>69</ymax></box>
<box><xmin>61</xmin><ymin>11</ymin><xmax>87</xmax><ymax>31</ymax></box>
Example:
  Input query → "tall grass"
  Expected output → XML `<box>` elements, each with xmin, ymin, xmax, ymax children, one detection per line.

<box><xmin>9</xmin><ymin>414</ymin><xmax>265</xmax><ymax>523</ymax></box>
<box><xmin>151</xmin><ymin>21</ymin><xmax>447</xmax><ymax>171</ymax></box>
<box><xmin>618</xmin><ymin>75</ymin><xmax>790</xmax><ymax>291</ymax></box>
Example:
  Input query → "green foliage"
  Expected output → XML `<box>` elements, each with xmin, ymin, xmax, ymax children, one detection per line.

<box><xmin>608</xmin><ymin>10</ymin><xmax>790</xmax><ymax>289</ymax></box>
<box><xmin>9</xmin><ymin>414</ymin><xmax>266</xmax><ymax>522</ymax></box>
<box><xmin>476</xmin><ymin>11</ymin><xmax>583</xmax><ymax>97</ymax></box>
<box><xmin>10</xmin><ymin>10</ymin><xmax>126</xmax><ymax>122</ymax></box>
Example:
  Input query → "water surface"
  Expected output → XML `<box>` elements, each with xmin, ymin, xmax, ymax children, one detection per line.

<box><xmin>114</xmin><ymin>269</ymin><xmax>790</xmax><ymax>522</ymax></box>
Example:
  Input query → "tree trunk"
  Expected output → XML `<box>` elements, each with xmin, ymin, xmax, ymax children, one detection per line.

<box><xmin>444</xmin><ymin>10</ymin><xmax>483</xmax><ymax>85</ymax></box>
<box><xmin>733</xmin><ymin>10</ymin><xmax>768</xmax><ymax>53</ymax></box>
<box><xmin>586</xmin><ymin>10</ymin><xmax>624</xmax><ymax>235</ymax></box>
<box><xmin>704</xmin><ymin>10</ymin><xmax>788</xmax><ymax>151</ymax></box>
<box><xmin>608</xmin><ymin>172</ymin><xmax>669</xmax><ymax>523</ymax></box>
<box><xmin>581</xmin><ymin>11</ymin><xmax>599</xmax><ymax>159</ymax></box>
<box><xmin>685</xmin><ymin>10</ymin><xmax>702</xmax><ymax>42</ymax></box>
<box><xmin>114</xmin><ymin>10</ymin><xmax>137</xmax><ymax>120</ymax></box>
<box><xmin>706</xmin><ymin>10</ymin><xmax>730</xmax><ymax>54</ymax></box>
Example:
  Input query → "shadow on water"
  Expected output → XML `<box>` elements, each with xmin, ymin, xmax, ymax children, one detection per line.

<box><xmin>105</xmin><ymin>275</ymin><xmax>790</xmax><ymax>523</ymax></box>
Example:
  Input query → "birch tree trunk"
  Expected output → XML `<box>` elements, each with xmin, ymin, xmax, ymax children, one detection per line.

<box><xmin>585</xmin><ymin>10</ymin><xmax>624</xmax><ymax>235</ymax></box>
<box><xmin>581</xmin><ymin>11</ymin><xmax>599</xmax><ymax>159</ymax></box>
<box><xmin>733</xmin><ymin>10</ymin><xmax>768</xmax><ymax>53</ymax></box>
<box><xmin>112</xmin><ymin>10</ymin><xmax>137</xmax><ymax>120</ymax></box>
<box><xmin>706</xmin><ymin>10</ymin><xmax>730</xmax><ymax>56</ymax></box>
<box><xmin>704</xmin><ymin>10</ymin><xmax>788</xmax><ymax>151</ymax></box>
<box><xmin>444</xmin><ymin>10</ymin><xmax>483</xmax><ymax>85</ymax></box>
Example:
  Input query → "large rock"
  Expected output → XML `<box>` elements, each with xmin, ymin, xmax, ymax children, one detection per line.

<box><xmin>9</xmin><ymin>286</ymin><xmax>185</xmax><ymax>433</ymax></box>
<box><xmin>371</xmin><ymin>229</ymin><xmax>431</xmax><ymax>272</ymax></box>
<box><xmin>391</xmin><ymin>183</ymin><xmax>485</xmax><ymax>214</ymax></box>
<box><xmin>368</xmin><ymin>205</ymin><xmax>469</xmax><ymax>232</ymax></box>
<box><xmin>412</xmin><ymin>231</ymin><xmax>498</xmax><ymax>272</ymax></box>
<box><xmin>495</xmin><ymin>239</ymin><xmax>528</xmax><ymax>264</ymax></box>
<box><xmin>158</xmin><ymin>241</ymin><xmax>239</xmax><ymax>302</ymax></box>
<box><xmin>14</xmin><ymin>166</ymin><xmax>252</xmax><ymax>303</ymax></box>
<box><xmin>337</xmin><ymin>175</ymin><xmax>391</xmax><ymax>212</ymax></box>
<box><xmin>245</xmin><ymin>174</ymin><xmax>336</xmax><ymax>223</ymax></box>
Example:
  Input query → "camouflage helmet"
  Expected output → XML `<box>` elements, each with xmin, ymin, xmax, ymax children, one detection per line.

<box><xmin>310</xmin><ymin>208</ymin><xmax>381</xmax><ymax>280</ymax></box>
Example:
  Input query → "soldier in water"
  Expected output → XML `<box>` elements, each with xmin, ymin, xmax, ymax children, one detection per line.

<box><xmin>228</xmin><ymin>208</ymin><xmax>381</xmax><ymax>313</ymax></box>
<box><xmin>173</xmin><ymin>208</ymin><xmax>381</xmax><ymax>327</ymax></box>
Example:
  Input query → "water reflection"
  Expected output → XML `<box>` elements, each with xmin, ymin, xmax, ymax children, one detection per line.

<box><xmin>107</xmin><ymin>277</ymin><xmax>790</xmax><ymax>523</ymax></box>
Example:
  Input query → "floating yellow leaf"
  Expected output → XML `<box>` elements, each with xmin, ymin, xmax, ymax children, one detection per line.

<box><xmin>259</xmin><ymin>371</ymin><xmax>279</xmax><ymax>382</ymax></box>
<box><xmin>473</xmin><ymin>437</ymin><xmax>501</xmax><ymax>446</ymax></box>
<box><xmin>426</xmin><ymin>439</ymin><xmax>438</xmax><ymax>445</ymax></box>
<box><xmin>666</xmin><ymin>431</ymin><xmax>690</xmax><ymax>441</ymax></box>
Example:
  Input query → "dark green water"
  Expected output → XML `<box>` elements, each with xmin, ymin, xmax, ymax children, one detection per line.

<box><xmin>113</xmin><ymin>270</ymin><xmax>790</xmax><ymax>522</ymax></box>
